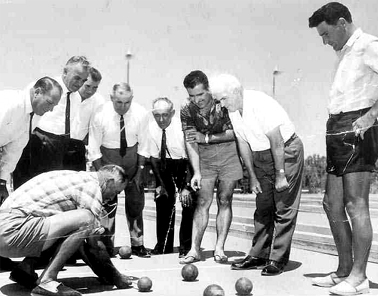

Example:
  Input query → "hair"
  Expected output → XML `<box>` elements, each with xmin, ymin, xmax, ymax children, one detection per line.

<box><xmin>112</xmin><ymin>82</ymin><xmax>133</xmax><ymax>95</ymax></box>
<box><xmin>99</xmin><ymin>164</ymin><xmax>127</xmax><ymax>184</ymax></box>
<box><xmin>309</xmin><ymin>2</ymin><xmax>352</xmax><ymax>28</ymax></box>
<box><xmin>88</xmin><ymin>67</ymin><xmax>102</xmax><ymax>82</ymax></box>
<box><xmin>152</xmin><ymin>97</ymin><xmax>174</xmax><ymax>111</ymax></box>
<box><xmin>64</xmin><ymin>56</ymin><xmax>90</xmax><ymax>72</ymax></box>
<box><xmin>33</xmin><ymin>76</ymin><xmax>63</xmax><ymax>97</ymax></box>
<box><xmin>209</xmin><ymin>73</ymin><xmax>243</xmax><ymax>97</ymax></box>
<box><xmin>183</xmin><ymin>70</ymin><xmax>209</xmax><ymax>90</ymax></box>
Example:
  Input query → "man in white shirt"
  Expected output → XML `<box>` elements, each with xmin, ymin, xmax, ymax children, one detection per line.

<box><xmin>210</xmin><ymin>74</ymin><xmax>304</xmax><ymax>276</ymax></box>
<box><xmin>0</xmin><ymin>77</ymin><xmax>62</xmax><ymax>270</ymax></box>
<box><xmin>28</xmin><ymin>56</ymin><xmax>90</xmax><ymax>178</ymax></box>
<box><xmin>65</xmin><ymin>67</ymin><xmax>105</xmax><ymax>171</ymax></box>
<box><xmin>89</xmin><ymin>82</ymin><xmax>150</xmax><ymax>258</ymax></box>
<box><xmin>138</xmin><ymin>97</ymin><xmax>196</xmax><ymax>257</ymax></box>
<box><xmin>309</xmin><ymin>3</ymin><xmax>378</xmax><ymax>294</ymax></box>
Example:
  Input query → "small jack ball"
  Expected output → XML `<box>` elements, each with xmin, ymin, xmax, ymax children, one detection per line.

<box><xmin>118</xmin><ymin>246</ymin><xmax>132</xmax><ymax>259</ymax></box>
<box><xmin>235</xmin><ymin>277</ymin><xmax>253</xmax><ymax>295</ymax></box>
<box><xmin>181</xmin><ymin>263</ymin><xmax>199</xmax><ymax>281</ymax></box>
<box><xmin>203</xmin><ymin>284</ymin><xmax>225</xmax><ymax>296</ymax></box>
<box><xmin>137</xmin><ymin>276</ymin><xmax>152</xmax><ymax>292</ymax></box>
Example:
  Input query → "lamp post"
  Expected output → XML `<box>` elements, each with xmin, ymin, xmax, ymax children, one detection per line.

<box><xmin>125</xmin><ymin>50</ymin><xmax>133</xmax><ymax>85</ymax></box>
<box><xmin>272</xmin><ymin>66</ymin><xmax>283</xmax><ymax>98</ymax></box>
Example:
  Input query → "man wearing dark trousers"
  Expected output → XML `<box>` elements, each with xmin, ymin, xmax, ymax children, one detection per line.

<box><xmin>138</xmin><ymin>97</ymin><xmax>196</xmax><ymax>257</ymax></box>
<box><xmin>0</xmin><ymin>77</ymin><xmax>62</xmax><ymax>270</ymax></box>
<box><xmin>88</xmin><ymin>82</ymin><xmax>150</xmax><ymax>257</ymax></box>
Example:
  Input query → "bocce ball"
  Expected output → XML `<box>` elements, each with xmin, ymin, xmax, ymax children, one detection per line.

<box><xmin>235</xmin><ymin>277</ymin><xmax>253</xmax><ymax>295</ymax></box>
<box><xmin>118</xmin><ymin>246</ymin><xmax>132</xmax><ymax>259</ymax></box>
<box><xmin>181</xmin><ymin>263</ymin><xmax>199</xmax><ymax>281</ymax></box>
<box><xmin>203</xmin><ymin>284</ymin><xmax>225</xmax><ymax>296</ymax></box>
<box><xmin>137</xmin><ymin>276</ymin><xmax>153</xmax><ymax>292</ymax></box>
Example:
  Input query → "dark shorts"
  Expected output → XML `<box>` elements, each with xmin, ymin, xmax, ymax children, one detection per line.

<box><xmin>198</xmin><ymin>141</ymin><xmax>243</xmax><ymax>181</ymax></box>
<box><xmin>0</xmin><ymin>209</ymin><xmax>50</xmax><ymax>258</ymax></box>
<box><xmin>326</xmin><ymin>107</ymin><xmax>378</xmax><ymax>176</ymax></box>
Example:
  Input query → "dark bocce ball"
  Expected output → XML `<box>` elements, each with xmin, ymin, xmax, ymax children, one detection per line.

<box><xmin>203</xmin><ymin>284</ymin><xmax>225</xmax><ymax>296</ymax></box>
<box><xmin>137</xmin><ymin>276</ymin><xmax>153</xmax><ymax>292</ymax></box>
<box><xmin>181</xmin><ymin>263</ymin><xmax>199</xmax><ymax>281</ymax></box>
<box><xmin>235</xmin><ymin>277</ymin><xmax>253</xmax><ymax>295</ymax></box>
<box><xmin>118</xmin><ymin>245</ymin><xmax>132</xmax><ymax>259</ymax></box>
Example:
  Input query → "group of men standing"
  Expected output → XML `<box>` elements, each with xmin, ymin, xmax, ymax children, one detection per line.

<box><xmin>0</xmin><ymin>2</ymin><xmax>378</xmax><ymax>296</ymax></box>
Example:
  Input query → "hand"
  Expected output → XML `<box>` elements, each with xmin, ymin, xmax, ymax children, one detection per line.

<box><xmin>154</xmin><ymin>186</ymin><xmax>168</xmax><ymax>201</ymax></box>
<box><xmin>179</xmin><ymin>188</ymin><xmax>193</xmax><ymax>207</ymax></box>
<box><xmin>131</xmin><ymin>169</ymin><xmax>144</xmax><ymax>193</ymax></box>
<box><xmin>249</xmin><ymin>177</ymin><xmax>262</xmax><ymax>195</ymax></box>
<box><xmin>0</xmin><ymin>184</ymin><xmax>9</xmax><ymax>206</ymax></box>
<box><xmin>275</xmin><ymin>173</ymin><xmax>289</xmax><ymax>192</ymax></box>
<box><xmin>352</xmin><ymin>113</ymin><xmax>376</xmax><ymax>140</ymax></box>
<box><xmin>190</xmin><ymin>173</ymin><xmax>201</xmax><ymax>191</ymax></box>
<box><xmin>185</xmin><ymin>130</ymin><xmax>205</xmax><ymax>144</ymax></box>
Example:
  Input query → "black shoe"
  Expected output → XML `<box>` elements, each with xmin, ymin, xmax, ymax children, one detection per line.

<box><xmin>261</xmin><ymin>260</ymin><xmax>285</xmax><ymax>276</ymax></box>
<box><xmin>9</xmin><ymin>266</ymin><xmax>38</xmax><ymax>289</ymax></box>
<box><xmin>131</xmin><ymin>245</ymin><xmax>151</xmax><ymax>258</ymax></box>
<box><xmin>0</xmin><ymin>257</ymin><xmax>16</xmax><ymax>271</ymax></box>
<box><xmin>231</xmin><ymin>255</ymin><xmax>267</xmax><ymax>270</ymax></box>
<box><xmin>178</xmin><ymin>249</ymin><xmax>189</xmax><ymax>258</ymax></box>
<box><xmin>151</xmin><ymin>247</ymin><xmax>163</xmax><ymax>255</ymax></box>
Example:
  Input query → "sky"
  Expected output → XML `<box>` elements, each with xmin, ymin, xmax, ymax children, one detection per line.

<box><xmin>1</xmin><ymin>0</ymin><xmax>377</xmax><ymax>157</ymax></box>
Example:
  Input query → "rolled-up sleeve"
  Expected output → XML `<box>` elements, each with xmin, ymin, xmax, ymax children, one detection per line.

<box><xmin>88</xmin><ymin>109</ymin><xmax>103</xmax><ymax>162</ymax></box>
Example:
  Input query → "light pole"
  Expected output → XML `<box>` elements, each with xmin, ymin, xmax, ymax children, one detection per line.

<box><xmin>125</xmin><ymin>50</ymin><xmax>133</xmax><ymax>85</ymax></box>
<box><xmin>272</xmin><ymin>66</ymin><xmax>283</xmax><ymax>98</ymax></box>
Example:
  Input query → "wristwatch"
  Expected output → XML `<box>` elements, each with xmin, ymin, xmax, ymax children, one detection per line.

<box><xmin>139</xmin><ymin>165</ymin><xmax>145</xmax><ymax>170</ymax></box>
<box><xmin>0</xmin><ymin>179</ymin><xmax>6</xmax><ymax>186</ymax></box>
<box><xmin>276</xmin><ymin>169</ymin><xmax>285</xmax><ymax>174</ymax></box>
<box><xmin>205</xmin><ymin>134</ymin><xmax>209</xmax><ymax>144</ymax></box>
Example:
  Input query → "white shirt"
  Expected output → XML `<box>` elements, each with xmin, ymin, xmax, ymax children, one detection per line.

<box><xmin>0</xmin><ymin>89</ymin><xmax>34</xmax><ymax>180</ymax></box>
<box><xmin>138</xmin><ymin>115</ymin><xmax>187</xmax><ymax>159</ymax></box>
<box><xmin>35</xmin><ymin>76</ymin><xmax>81</xmax><ymax>136</ymax></box>
<box><xmin>71</xmin><ymin>93</ymin><xmax>106</xmax><ymax>140</ymax></box>
<box><xmin>88</xmin><ymin>101</ymin><xmax>147</xmax><ymax>161</ymax></box>
<box><xmin>329</xmin><ymin>28</ymin><xmax>378</xmax><ymax>114</ymax></box>
<box><xmin>229</xmin><ymin>90</ymin><xmax>295</xmax><ymax>151</ymax></box>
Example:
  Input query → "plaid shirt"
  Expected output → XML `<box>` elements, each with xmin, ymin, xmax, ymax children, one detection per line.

<box><xmin>1</xmin><ymin>170</ymin><xmax>103</xmax><ymax>225</ymax></box>
<box><xmin>180</xmin><ymin>98</ymin><xmax>233</xmax><ymax>134</ymax></box>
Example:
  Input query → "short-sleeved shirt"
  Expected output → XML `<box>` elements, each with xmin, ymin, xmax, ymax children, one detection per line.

<box><xmin>1</xmin><ymin>170</ymin><xmax>103</xmax><ymax>226</ymax></box>
<box><xmin>180</xmin><ymin>98</ymin><xmax>233</xmax><ymax>134</ymax></box>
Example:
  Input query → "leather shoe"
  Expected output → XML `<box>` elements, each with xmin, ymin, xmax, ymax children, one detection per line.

<box><xmin>0</xmin><ymin>257</ymin><xmax>16</xmax><ymax>271</ymax></box>
<box><xmin>261</xmin><ymin>260</ymin><xmax>285</xmax><ymax>276</ymax></box>
<box><xmin>231</xmin><ymin>255</ymin><xmax>267</xmax><ymax>270</ymax></box>
<box><xmin>131</xmin><ymin>245</ymin><xmax>151</xmax><ymax>258</ymax></box>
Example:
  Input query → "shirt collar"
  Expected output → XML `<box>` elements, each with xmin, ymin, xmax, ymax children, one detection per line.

<box><xmin>338</xmin><ymin>28</ymin><xmax>363</xmax><ymax>54</ymax></box>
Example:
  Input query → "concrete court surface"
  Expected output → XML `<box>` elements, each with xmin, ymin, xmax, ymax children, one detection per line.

<box><xmin>1</xmin><ymin>197</ymin><xmax>378</xmax><ymax>296</ymax></box>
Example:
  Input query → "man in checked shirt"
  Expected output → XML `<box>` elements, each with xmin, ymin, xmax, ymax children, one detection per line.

<box><xmin>0</xmin><ymin>165</ymin><xmax>132</xmax><ymax>296</ymax></box>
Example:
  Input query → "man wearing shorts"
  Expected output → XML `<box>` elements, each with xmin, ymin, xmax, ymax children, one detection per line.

<box><xmin>0</xmin><ymin>165</ymin><xmax>131</xmax><ymax>296</ymax></box>
<box><xmin>309</xmin><ymin>2</ymin><xmax>378</xmax><ymax>295</ymax></box>
<box><xmin>179</xmin><ymin>70</ymin><xmax>243</xmax><ymax>264</ymax></box>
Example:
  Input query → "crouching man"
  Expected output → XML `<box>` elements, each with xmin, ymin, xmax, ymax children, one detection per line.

<box><xmin>0</xmin><ymin>164</ymin><xmax>131</xmax><ymax>296</ymax></box>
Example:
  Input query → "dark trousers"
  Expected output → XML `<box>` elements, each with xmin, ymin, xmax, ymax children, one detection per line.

<box><xmin>12</xmin><ymin>142</ymin><xmax>32</xmax><ymax>189</ymax></box>
<box><xmin>249</xmin><ymin>136</ymin><xmax>304</xmax><ymax>264</ymax></box>
<box><xmin>100</xmin><ymin>145</ymin><xmax>145</xmax><ymax>247</ymax></box>
<box><xmin>154</xmin><ymin>159</ymin><xmax>195</xmax><ymax>253</ymax></box>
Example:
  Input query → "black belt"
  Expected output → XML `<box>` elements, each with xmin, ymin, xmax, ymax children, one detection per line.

<box><xmin>284</xmin><ymin>133</ymin><xmax>297</xmax><ymax>147</ymax></box>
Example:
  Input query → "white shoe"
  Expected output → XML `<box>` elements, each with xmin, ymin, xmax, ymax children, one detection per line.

<box><xmin>312</xmin><ymin>273</ymin><xmax>347</xmax><ymax>287</ymax></box>
<box><xmin>329</xmin><ymin>278</ymin><xmax>369</xmax><ymax>295</ymax></box>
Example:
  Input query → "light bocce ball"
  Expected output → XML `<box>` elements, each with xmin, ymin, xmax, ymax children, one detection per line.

<box><xmin>137</xmin><ymin>276</ymin><xmax>152</xmax><ymax>292</ymax></box>
<box><xmin>181</xmin><ymin>263</ymin><xmax>199</xmax><ymax>281</ymax></box>
<box><xmin>235</xmin><ymin>277</ymin><xmax>253</xmax><ymax>295</ymax></box>
<box><xmin>118</xmin><ymin>246</ymin><xmax>132</xmax><ymax>259</ymax></box>
<box><xmin>203</xmin><ymin>284</ymin><xmax>225</xmax><ymax>296</ymax></box>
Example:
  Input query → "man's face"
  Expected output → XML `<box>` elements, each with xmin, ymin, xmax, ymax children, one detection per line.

<box><xmin>32</xmin><ymin>87</ymin><xmax>61</xmax><ymax>116</ymax></box>
<box><xmin>79</xmin><ymin>76</ymin><xmax>101</xmax><ymax>100</ymax></box>
<box><xmin>212</xmin><ymin>91</ymin><xmax>241</xmax><ymax>113</ymax></box>
<box><xmin>111</xmin><ymin>89</ymin><xmax>133</xmax><ymax>115</ymax></box>
<box><xmin>62</xmin><ymin>63</ymin><xmax>89</xmax><ymax>92</ymax></box>
<box><xmin>152</xmin><ymin>100</ymin><xmax>175</xmax><ymax>130</ymax></box>
<box><xmin>186</xmin><ymin>83</ymin><xmax>212</xmax><ymax>110</ymax></box>
<box><xmin>102</xmin><ymin>178</ymin><xmax>127</xmax><ymax>205</ymax></box>
<box><xmin>316</xmin><ymin>20</ymin><xmax>348</xmax><ymax>51</ymax></box>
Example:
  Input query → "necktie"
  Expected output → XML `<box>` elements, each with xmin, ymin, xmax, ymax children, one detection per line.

<box><xmin>65</xmin><ymin>92</ymin><xmax>71</xmax><ymax>137</ymax></box>
<box><xmin>160</xmin><ymin>129</ymin><xmax>167</xmax><ymax>170</ymax></box>
<box><xmin>120</xmin><ymin>115</ymin><xmax>127</xmax><ymax>157</ymax></box>
<box><xmin>29</xmin><ymin>112</ymin><xmax>34</xmax><ymax>137</ymax></box>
